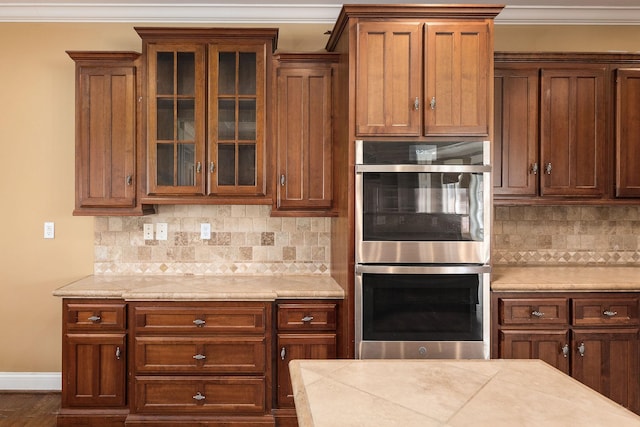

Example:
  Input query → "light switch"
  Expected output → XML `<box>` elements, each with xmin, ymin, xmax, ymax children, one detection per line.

<box><xmin>156</xmin><ymin>223</ymin><xmax>168</xmax><ymax>240</ymax></box>
<box><xmin>44</xmin><ymin>222</ymin><xmax>55</xmax><ymax>239</ymax></box>
<box><xmin>143</xmin><ymin>223</ymin><xmax>154</xmax><ymax>240</ymax></box>
<box><xmin>200</xmin><ymin>223</ymin><xmax>211</xmax><ymax>240</ymax></box>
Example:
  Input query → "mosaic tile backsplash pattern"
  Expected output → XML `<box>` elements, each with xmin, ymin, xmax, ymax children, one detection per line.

<box><xmin>493</xmin><ymin>205</ymin><xmax>640</xmax><ymax>265</ymax></box>
<box><xmin>94</xmin><ymin>205</ymin><xmax>331</xmax><ymax>275</ymax></box>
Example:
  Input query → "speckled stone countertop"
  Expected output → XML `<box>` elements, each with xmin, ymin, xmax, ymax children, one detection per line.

<box><xmin>290</xmin><ymin>359</ymin><xmax>640</xmax><ymax>427</ymax></box>
<box><xmin>492</xmin><ymin>265</ymin><xmax>640</xmax><ymax>292</ymax></box>
<box><xmin>52</xmin><ymin>275</ymin><xmax>345</xmax><ymax>301</ymax></box>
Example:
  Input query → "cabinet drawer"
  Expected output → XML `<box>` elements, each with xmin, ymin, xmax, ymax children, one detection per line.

<box><xmin>134</xmin><ymin>376</ymin><xmax>266</xmax><ymax>414</ymax></box>
<box><xmin>572</xmin><ymin>298</ymin><xmax>640</xmax><ymax>326</ymax></box>
<box><xmin>133</xmin><ymin>303</ymin><xmax>267</xmax><ymax>334</ymax></box>
<box><xmin>135</xmin><ymin>336</ymin><xmax>266</xmax><ymax>373</ymax></box>
<box><xmin>277</xmin><ymin>303</ymin><xmax>337</xmax><ymax>331</ymax></box>
<box><xmin>499</xmin><ymin>298</ymin><xmax>569</xmax><ymax>326</ymax></box>
<box><xmin>65</xmin><ymin>301</ymin><xmax>126</xmax><ymax>331</ymax></box>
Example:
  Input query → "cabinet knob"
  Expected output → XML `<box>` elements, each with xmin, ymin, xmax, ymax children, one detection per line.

<box><xmin>192</xmin><ymin>392</ymin><xmax>206</xmax><ymax>401</ymax></box>
<box><xmin>87</xmin><ymin>315</ymin><xmax>101</xmax><ymax>323</ymax></box>
<box><xmin>193</xmin><ymin>354</ymin><xmax>206</xmax><ymax>360</ymax></box>
<box><xmin>301</xmin><ymin>315</ymin><xmax>314</xmax><ymax>323</ymax></box>
<box><xmin>578</xmin><ymin>342</ymin><xmax>585</xmax><ymax>357</ymax></box>
<box><xmin>280</xmin><ymin>347</ymin><xmax>286</xmax><ymax>361</ymax></box>
<box><xmin>193</xmin><ymin>319</ymin><xmax>206</xmax><ymax>327</ymax></box>
<box><xmin>561</xmin><ymin>344</ymin><xmax>569</xmax><ymax>358</ymax></box>
<box><xmin>430</xmin><ymin>96</ymin><xmax>436</xmax><ymax>110</ymax></box>
<box><xmin>603</xmin><ymin>310</ymin><xmax>618</xmax><ymax>317</ymax></box>
<box><xmin>545</xmin><ymin>162</ymin><xmax>552</xmax><ymax>175</ymax></box>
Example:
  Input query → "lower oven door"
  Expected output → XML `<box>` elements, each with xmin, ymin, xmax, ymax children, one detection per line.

<box><xmin>355</xmin><ymin>264</ymin><xmax>490</xmax><ymax>359</ymax></box>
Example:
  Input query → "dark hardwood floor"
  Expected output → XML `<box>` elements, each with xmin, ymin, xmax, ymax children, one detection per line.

<box><xmin>0</xmin><ymin>393</ymin><xmax>60</xmax><ymax>427</ymax></box>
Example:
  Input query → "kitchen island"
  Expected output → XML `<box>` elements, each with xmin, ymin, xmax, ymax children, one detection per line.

<box><xmin>289</xmin><ymin>359</ymin><xmax>640</xmax><ymax>427</ymax></box>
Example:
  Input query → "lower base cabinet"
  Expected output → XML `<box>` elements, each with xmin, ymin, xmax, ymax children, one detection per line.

<box><xmin>492</xmin><ymin>291</ymin><xmax>640</xmax><ymax>414</ymax></box>
<box><xmin>58</xmin><ymin>298</ymin><xmax>340</xmax><ymax>426</ymax></box>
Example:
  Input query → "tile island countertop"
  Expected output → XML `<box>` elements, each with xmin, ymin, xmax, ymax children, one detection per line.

<box><xmin>52</xmin><ymin>275</ymin><xmax>344</xmax><ymax>300</ymax></box>
<box><xmin>290</xmin><ymin>359</ymin><xmax>640</xmax><ymax>427</ymax></box>
<box><xmin>492</xmin><ymin>265</ymin><xmax>640</xmax><ymax>292</ymax></box>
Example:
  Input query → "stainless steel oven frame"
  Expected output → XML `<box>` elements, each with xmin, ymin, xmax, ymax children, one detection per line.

<box><xmin>355</xmin><ymin>264</ymin><xmax>491</xmax><ymax>360</ymax></box>
<box><xmin>355</xmin><ymin>140</ymin><xmax>492</xmax><ymax>265</ymax></box>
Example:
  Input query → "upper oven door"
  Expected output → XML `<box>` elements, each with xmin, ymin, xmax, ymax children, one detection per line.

<box><xmin>355</xmin><ymin>140</ymin><xmax>491</xmax><ymax>264</ymax></box>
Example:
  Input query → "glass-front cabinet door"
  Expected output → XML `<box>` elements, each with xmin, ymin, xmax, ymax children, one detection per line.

<box><xmin>208</xmin><ymin>44</ymin><xmax>265</xmax><ymax>195</ymax></box>
<box><xmin>147</xmin><ymin>44</ymin><xmax>206</xmax><ymax>195</ymax></box>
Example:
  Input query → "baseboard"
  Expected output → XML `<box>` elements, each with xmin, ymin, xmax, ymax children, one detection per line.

<box><xmin>0</xmin><ymin>372</ymin><xmax>61</xmax><ymax>391</ymax></box>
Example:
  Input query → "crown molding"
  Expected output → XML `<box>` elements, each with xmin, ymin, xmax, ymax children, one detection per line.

<box><xmin>0</xmin><ymin>3</ymin><xmax>639</xmax><ymax>25</ymax></box>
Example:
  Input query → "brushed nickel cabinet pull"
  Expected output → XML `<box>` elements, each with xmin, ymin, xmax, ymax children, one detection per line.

<box><xmin>196</xmin><ymin>162</ymin><xmax>202</xmax><ymax>173</ymax></box>
<box><xmin>193</xmin><ymin>392</ymin><xmax>206</xmax><ymax>401</ymax></box>
<box><xmin>562</xmin><ymin>344</ymin><xmax>569</xmax><ymax>358</ymax></box>
<box><xmin>545</xmin><ymin>162</ymin><xmax>552</xmax><ymax>175</ymax></box>
<box><xmin>530</xmin><ymin>163</ymin><xmax>538</xmax><ymax>175</ymax></box>
<box><xmin>430</xmin><ymin>97</ymin><xmax>436</xmax><ymax>110</ymax></box>
<box><xmin>578</xmin><ymin>342</ymin><xmax>585</xmax><ymax>357</ymax></box>
<box><xmin>531</xmin><ymin>311</ymin><xmax>544</xmax><ymax>318</ymax></box>
<box><xmin>603</xmin><ymin>310</ymin><xmax>618</xmax><ymax>317</ymax></box>
<box><xmin>126</xmin><ymin>175</ymin><xmax>132</xmax><ymax>185</ymax></box>
<box><xmin>193</xmin><ymin>354</ymin><xmax>206</xmax><ymax>360</ymax></box>
<box><xmin>193</xmin><ymin>319</ymin><xmax>206</xmax><ymax>327</ymax></box>
<box><xmin>280</xmin><ymin>347</ymin><xmax>286</xmax><ymax>361</ymax></box>
<box><xmin>301</xmin><ymin>315</ymin><xmax>314</xmax><ymax>323</ymax></box>
<box><xmin>115</xmin><ymin>347</ymin><xmax>121</xmax><ymax>360</ymax></box>
<box><xmin>280</xmin><ymin>174</ymin><xmax>286</xmax><ymax>186</ymax></box>
<box><xmin>88</xmin><ymin>315</ymin><xmax>101</xmax><ymax>322</ymax></box>
<box><xmin>414</xmin><ymin>97</ymin><xmax>420</xmax><ymax>111</ymax></box>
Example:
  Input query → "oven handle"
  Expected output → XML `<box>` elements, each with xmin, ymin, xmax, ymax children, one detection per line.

<box><xmin>355</xmin><ymin>164</ymin><xmax>491</xmax><ymax>173</ymax></box>
<box><xmin>356</xmin><ymin>264</ymin><xmax>491</xmax><ymax>275</ymax></box>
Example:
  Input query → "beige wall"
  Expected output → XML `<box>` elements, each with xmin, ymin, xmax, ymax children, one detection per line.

<box><xmin>2</xmin><ymin>21</ymin><xmax>640</xmax><ymax>379</ymax></box>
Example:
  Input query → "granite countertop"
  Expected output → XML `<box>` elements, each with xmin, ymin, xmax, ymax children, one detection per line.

<box><xmin>290</xmin><ymin>359</ymin><xmax>640</xmax><ymax>427</ymax></box>
<box><xmin>492</xmin><ymin>265</ymin><xmax>640</xmax><ymax>292</ymax></box>
<box><xmin>52</xmin><ymin>275</ymin><xmax>345</xmax><ymax>301</ymax></box>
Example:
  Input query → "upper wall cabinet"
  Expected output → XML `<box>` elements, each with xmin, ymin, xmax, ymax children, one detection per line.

<box><xmin>352</xmin><ymin>6</ymin><xmax>499</xmax><ymax>137</ymax></box>
<box><xmin>136</xmin><ymin>28</ymin><xmax>278</xmax><ymax>204</ymax></box>
<box><xmin>615</xmin><ymin>68</ymin><xmax>640</xmax><ymax>198</ymax></box>
<box><xmin>68</xmin><ymin>51</ymin><xmax>154</xmax><ymax>216</ymax></box>
<box><xmin>272</xmin><ymin>53</ymin><xmax>338</xmax><ymax>216</ymax></box>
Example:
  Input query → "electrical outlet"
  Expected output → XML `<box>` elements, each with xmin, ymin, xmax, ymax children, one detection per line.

<box><xmin>143</xmin><ymin>223</ymin><xmax>154</xmax><ymax>240</ymax></box>
<box><xmin>44</xmin><ymin>222</ymin><xmax>55</xmax><ymax>239</ymax></box>
<box><xmin>200</xmin><ymin>223</ymin><xmax>211</xmax><ymax>240</ymax></box>
<box><xmin>156</xmin><ymin>223</ymin><xmax>168</xmax><ymax>240</ymax></box>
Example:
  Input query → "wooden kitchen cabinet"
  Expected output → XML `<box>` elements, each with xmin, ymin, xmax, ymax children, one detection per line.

<box><xmin>493</xmin><ymin>291</ymin><xmax>640</xmax><ymax>414</ymax></box>
<box><xmin>67</xmin><ymin>52</ymin><xmax>153</xmax><ymax>216</ymax></box>
<box><xmin>354</xmin><ymin>16</ymin><xmax>494</xmax><ymax>137</ymax></box>
<box><xmin>615</xmin><ymin>68</ymin><xmax>640</xmax><ymax>197</ymax></box>
<box><xmin>59</xmin><ymin>300</ymin><xmax>128</xmax><ymax>426</ymax></box>
<box><xmin>273</xmin><ymin>53</ymin><xmax>337</xmax><ymax>216</ymax></box>
<box><xmin>137</xmin><ymin>27</ymin><xmax>278</xmax><ymax>204</ymax></box>
<box><xmin>128</xmin><ymin>301</ymin><xmax>274</xmax><ymax>425</ymax></box>
<box><xmin>274</xmin><ymin>302</ymin><xmax>338</xmax><ymax>426</ymax></box>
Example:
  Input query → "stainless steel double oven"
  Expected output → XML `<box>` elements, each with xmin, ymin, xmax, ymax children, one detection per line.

<box><xmin>355</xmin><ymin>140</ymin><xmax>491</xmax><ymax>359</ymax></box>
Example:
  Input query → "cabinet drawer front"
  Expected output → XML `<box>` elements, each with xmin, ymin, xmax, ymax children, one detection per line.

<box><xmin>572</xmin><ymin>298</ymin><xmax>640</xmax><ymax>326</ymax></box>
<box><xmin>65</xmin><ymin>301</ymin><xmax>126</xmax><ymax>331</ymax></box>
<box><xmin>499</xmin><ymin>298</ymin><xmax>568</xmax><ymax>325</ymax></box>
<box><xmin>134</xmin><ymin>304</ymin><xmax>267</xmax><ymax>334</ymax></box>
<box><xmin>277</xmin><ymin>303</ymin><xmax>337</xmax><ymax>331</ymax></box>
<box><xmin>134</xmin><ymin>376</ymin><xmax>266</xmax><ymax>414</ymax></box>
<box><xmin>135</xmin><ymin>336</ymin><xmax>266</xmax><ymax>373</ymax></box>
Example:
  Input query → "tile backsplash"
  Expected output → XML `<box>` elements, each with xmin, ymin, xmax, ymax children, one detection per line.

<box><xmin>493</xmin><ymin>205</ymin><xmax>640</xmax><ymax>265</ymax></box>
<box><xmin>94</xmin><ymin>205</ymin><xmax>331</xmax><ymax>275</ymax></box>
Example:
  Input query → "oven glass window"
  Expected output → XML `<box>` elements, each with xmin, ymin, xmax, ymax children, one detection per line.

<box><xmin>362</xmin><ymin>172</ymin><xmax>484</xmax><ymax>241</ymax></box>
<box><xmin>362</xmin><ymin>273</ymin><xmax>482</xmax><ymax>341</ymax></box>
<box><xmin>362</xmin><ymin>141</ymin><xmax>485</xmax><ymax>165</ymax></box>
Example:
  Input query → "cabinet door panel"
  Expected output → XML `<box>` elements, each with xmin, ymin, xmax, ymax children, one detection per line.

<box><xmin>493</xmin><ymin>68</ymin><xmax>539</xmax><ymax>197</ymax></box>
<box><xmin>276</xmin><ymin>334</ymin><xmax>337</xmax><ymax>407</ymax></box>
<box><xmin>425</xmin><ymin>22</ymin><xmax>489</xmax><ymax>136</ymax></box>
<box><xmin>499</xmin><ymin>330</ymin><xmax>570</xmax><ymax>374</ymax></box>
<box><xmin>63</xmin><ymin>333</ymin><xmax>127</xmax><ymax>407</ymax></box>
<box><xmin>356</xmin><ymin>22</ymin><xmax>421</xmax><ymax>136</ymax></box>
<box><xmin>615</xmin><ymin>68</ymin><xmax>640</xmax><ymax>197</ymax></box>
<box><xmin>572</xmin><ymin>329</ymin><xmax>639</xmax><ymax>412</ymax></box>
<box><xmin>540</xmin><ymin>67</ymin><xmax>606</xmax><ymax>197</ymax></box>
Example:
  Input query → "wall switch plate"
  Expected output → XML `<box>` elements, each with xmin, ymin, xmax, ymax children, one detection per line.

<box><xmin>44</xmin><ymin>222</ymin><xmax>55</xmax><ymax>239</ymax></box>
<box><xmin>156</xmin><ymin>223</ymin><xmax>168</xmax><ymax>240</ymax></box>
<box><xmin>143</xmin><ymin>223</ymin><xmax>154</xmax><ymax>240</ymax></box>
<box><xmin>200</xmin><ymin>223</ymin><xmax>211</xmax><ymax>240</ymax></box>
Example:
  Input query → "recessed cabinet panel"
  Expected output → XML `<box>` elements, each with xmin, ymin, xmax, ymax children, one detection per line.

<box><xmin>616</xmin><ymin>68</ymin><xmax>640</xmax><ymax>197</ymax></box>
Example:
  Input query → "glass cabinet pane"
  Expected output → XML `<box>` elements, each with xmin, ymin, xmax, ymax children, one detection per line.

<box><xmin>238</xmin><ymin>52</ymin><xmax>256</xmax><ymax>95</ymax></box>
<box><xmin>218</xmin><ymin>52</ymin><xmax>236</xmax><ymax>95</ymax></box>
<box><xmin>177</xmin><ymin>99</ymin><xmax>195</xmax><ymax>140</ymax></box>
<box><xmin>177</xmin><ymin>52</ymin><xmax>195</xmax><ymax>95</ymax></box>
<box><xmin>238</xmin><ymin>144</ymin><xmax>256</xmax><ymax>186</ymax></box>
<box><xmin>156</xmin><ymin>52</ymin><xmax>174</xmax><ymax>95</ymax></box>
<box><xmin>218</xmin><ymin>99</ymin><xmax>236</xmax><ymax>140</ymax></box>
<box><xmin>238</xmin><ymin>99</ymin><xmax>256</xmax><ymax>140</ymax></box>
<box><xmin>157</xmin><ymin>143</ymin><xmax>174</xmax><ymax>186</ymax></box>
<box><xmin>157</xmin><ymin>99</ymin><xmax>174</xmax><ymax>140</ymax></box>
<box><xmin>177</xmin><ymin>143</ymin><xmax>195</xmax><ymax>186</ymax></box>
<box><xmin>218</xmin><ymin>144</ymin><xmax>236</xmax><ymax>186</ymax></box>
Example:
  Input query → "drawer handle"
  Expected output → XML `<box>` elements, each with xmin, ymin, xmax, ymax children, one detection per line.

<box><xmin>281</xmin><ymin>347</ymin><xmax>286</xmax><ymax>361</ymax></box>
<box><xmin>578</xmin><ymin>342</ymin><xmax>585</xmax><ymax>357</ymax></box>
<box><xmin>561</xmin><ymin>344</ymin><xmax>569</xmax><ymax>358</ymax></box>
<box><xmin>531</xmin><ymin>311</ymin><xmax>544</xmax><ymax>318</ymax></box>
<box><xmin>603</xmin><ymin>310</ymin><xmax>618</xmax><ymax>317</ymax></box>
<box><xmin>301</xmin><ymin>315</ymin><xmax>314</xmax><ymax>323</ymax></box>
<box><xmin>88</xmin><ymin>315</ymin><xmax>101</xmax><ymax>322</ymax></box>
<box><xmin>115</xmin><ymin>347</ymin><xmax>121</xmax><ymax>360</ymax></box>
<box><xmin>193</xmin><ymin>319</ymin><xmax>206</xmax><ymax>327</ymax></box>
<box><xmin>193</xmin><ymin>354</ymin><xmax>206</xmax><ymax>361</ymax></box>
<box><xmin>192</xmin><ymin>392</ymin><xmax>206</xmax><ymax>401</ymax></box>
